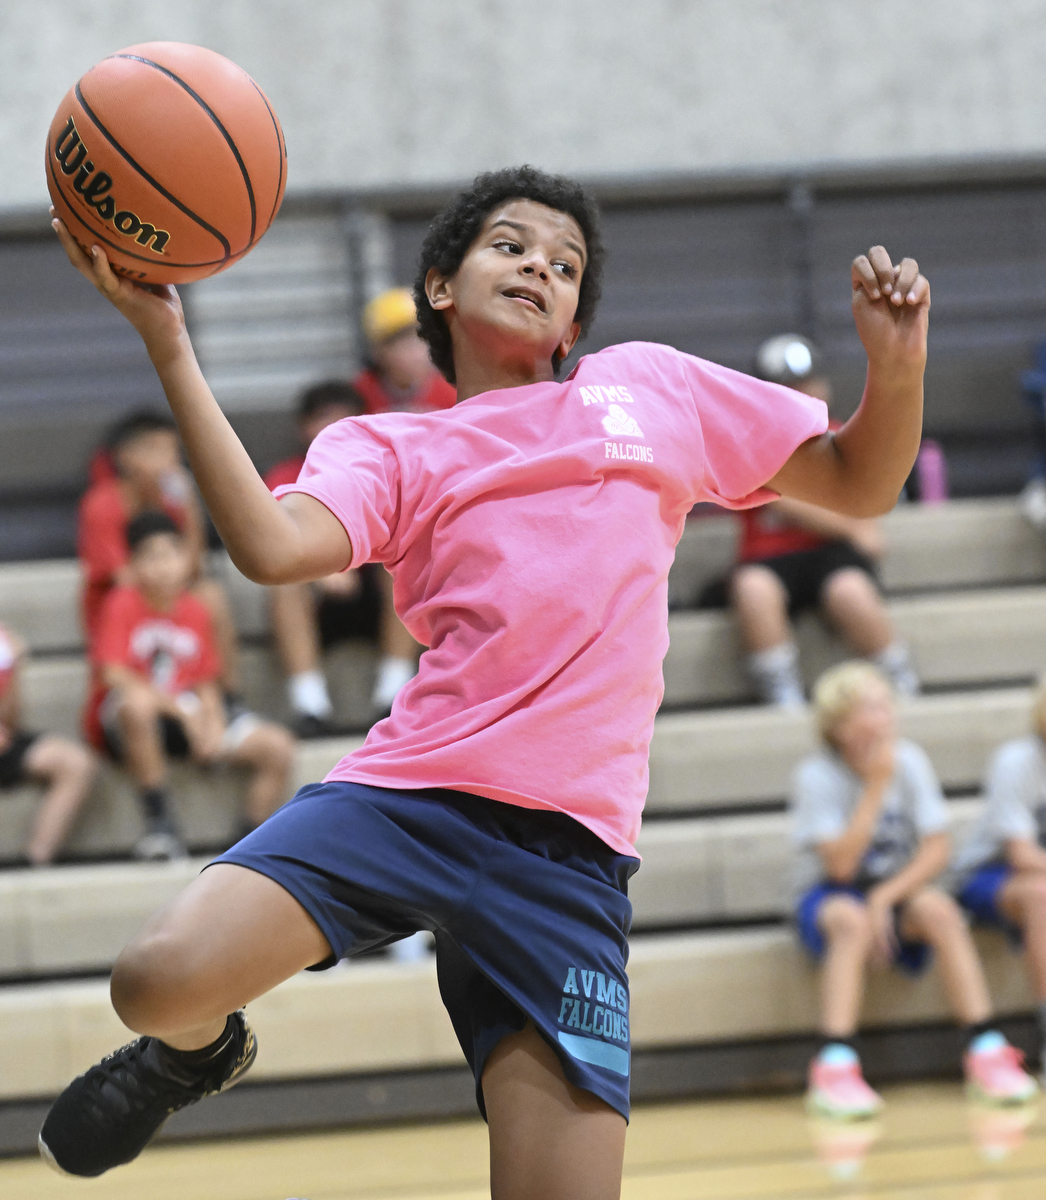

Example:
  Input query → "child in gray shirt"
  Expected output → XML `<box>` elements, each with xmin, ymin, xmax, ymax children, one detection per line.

<box><xmin>792</xmin><ymin>662</ymin><xmax>1035</xmax><ymax>1118</ymax></box>
<box><xmin>953</xmin><ymin>682</ymin><xmax>1046</xmax><ymax>1072</ymax></box>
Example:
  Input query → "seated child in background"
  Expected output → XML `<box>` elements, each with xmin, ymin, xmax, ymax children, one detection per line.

<box><xmin>954</xmin><ymin>680</ymin><xmax>1046</xmax><ymax>1076</ymax></box>
<box><xmin>792</xmin><ymin>661</ymin><xmax>1035</xmax><ymax>1117</ymax></box>
<box><xmin>78</xmin><ymin>410</ymin><xmax>242</xmax><ymax>696</ymax></box>
<box><xmin>0</xmin><ymin>622</ymin><xmax>96</xmax><ymax>865</ymax></box>
<box><xmin>264</xmin><ymin>381</ymin><xmax>420</xmax><ymax>734</ymax></box>
<box><xmin>732</xmin><ymin>335</ymin><xmax>918</xmax><ymax>706</ymax></box>
<box><xmin>85</xmin><ymin>512</ymin><xmax>295</xmax><ymax>861</ymax></box>
<box><xmin>353</xmin><ymin>287</ymin><xmax>458</xmax><ymax>416</ymax></box>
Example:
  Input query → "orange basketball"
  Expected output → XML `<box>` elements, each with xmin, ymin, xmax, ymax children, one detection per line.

<box><xmin>46</xmin><ymin>42</ymin><xmax>287</xmax><ymax>285</ymax></box>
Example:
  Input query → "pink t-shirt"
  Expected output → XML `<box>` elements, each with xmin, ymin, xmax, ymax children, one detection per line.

<box><xmin>277</xmin><ymin>341</ymin><xmax>827</xmax><ymax>854</ymax></box>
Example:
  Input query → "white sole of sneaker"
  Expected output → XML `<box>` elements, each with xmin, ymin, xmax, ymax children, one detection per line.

<box><xmin>38</xmin><ymin>1132</ymin><xmax>74</xmax><ymax>1177</ymax></box>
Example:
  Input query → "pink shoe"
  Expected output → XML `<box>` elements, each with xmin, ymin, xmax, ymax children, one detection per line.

<box><xmin>964</xmin><ymin>1032</ymin><xmax>1039</xmax><ymax>1106</ymax></box>
<box><xmin>805</xmin><ymin>1045</ymin><xmax>884</xmax><ymax>1119</ymax></box>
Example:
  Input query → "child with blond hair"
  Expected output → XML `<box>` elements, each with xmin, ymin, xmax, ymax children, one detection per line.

<box><xmin>792</xmin><ymin>661</ymin><xmax>1035</xmax><ymax>1117</ymax></box>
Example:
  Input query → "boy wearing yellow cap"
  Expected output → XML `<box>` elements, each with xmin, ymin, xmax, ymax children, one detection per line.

<box><xmin>353</xmin><ymin>287</ymin><xmax>457</xmax><ymax>416</ymax></box>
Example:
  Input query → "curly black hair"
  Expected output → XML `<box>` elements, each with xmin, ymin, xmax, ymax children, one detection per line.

<box><xmin>413</xmin><ymin>165</ymin><xmax>605</xmax><ymax>385</ymax></box>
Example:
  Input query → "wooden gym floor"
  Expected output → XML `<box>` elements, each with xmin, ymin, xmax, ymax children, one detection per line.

<box><xmin>4</xmin><ymin>1081</ymin><xmax>1046</xmax><ymax>1199</ymax></box>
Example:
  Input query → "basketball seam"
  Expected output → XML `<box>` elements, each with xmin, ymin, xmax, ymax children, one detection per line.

<box><xmin>247</xmin><ymin>79</ymin><xmax>286</xmax><ymax>234</ymax></box>
<box><xmin>73</xmin><ymin>83</ymin><xmax>232</xmax><ymax>261</ymax></box>
<box><xmin>48</xmin><ymin>142</ymin><xmax>227</xmax><ymax>270</ymax></box>
<box><xmin>115</xmin><ymin>54</ymin><xmax>258</xmax><ymax>248</ymax></box>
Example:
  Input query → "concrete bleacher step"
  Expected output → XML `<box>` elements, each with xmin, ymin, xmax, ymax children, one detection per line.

<box><xmin>0</xmin><ymin>923</ymin><xmax>1033</xmax><ymax>1102</ymax></box>
<box><xmin>671</xmin><ymin>496</ymin><xmax>1046</xmax><ymax>607</ymax></box>
<box><xmin>0</xmin><ymin>737</ymin><xmax>363</xmax><ymax>863</ymax></box>
<box><xmin>0</xmin><ymin>686</ymin><xmax>1030</xmax><ymax>862</ymax></box>
<box><xmin>649</xmin><ymin>686</ymin><xmax>1034</xmax><ymax>811</ymax></box>
<box><xmin>18</xmin><ymin>588</ymin><xmax>1046</xmax><ymax>740</ymax></box>
<box><xmin>0</xmin><ymin>798</ymin><xmax>983</xmax><ymax>979</ymax></box>
<box><xmin>663</xmin><ymin>585</ymin><xmax>1046</xmax><ymax>706</ymax></box>
<box><xmin>2</xmin><ymin>498</ymin><xmax>1044</xmax><ymax>657</ymax></box>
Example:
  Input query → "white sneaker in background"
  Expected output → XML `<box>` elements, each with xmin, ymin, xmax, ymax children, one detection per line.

<box><xmin>372</xmin><ymin>656</ymin><xmax>417</xmax><ymax>711</ymax></box>
<box><xmin>1020</xmin><ymin>478</ymin><xmax>1046</xmax><ymax>536</ymax></box>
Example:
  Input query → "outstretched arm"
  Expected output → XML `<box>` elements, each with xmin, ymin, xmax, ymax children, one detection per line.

<box><xmin>768</xmin><ymin>246</ymin><xmax>930</xmax><ymax>517</ymax></box>
<box><xmin>52</xmin><ymin>215</ymin><xmax>351</xmax><ymax>585</ymax></box>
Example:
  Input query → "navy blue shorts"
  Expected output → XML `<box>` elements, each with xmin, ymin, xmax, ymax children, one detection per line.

<box><xmin>958</xmin><ymin>863</ymin><xmax>1022</xmax><ymax>944</ymax></box>
<box><xmin>795</xmin><ymin>882</ymin><xmax>931</xmax><ymax>975</ymax></box>
<box><xmin>212</xmin><ymin>781</ymin><xmax>639</xmax><ymax>1120</ymax></box>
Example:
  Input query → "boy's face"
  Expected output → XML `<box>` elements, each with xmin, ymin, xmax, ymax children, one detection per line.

<box><xmin>299</xmin><ymin>403</ymin><xmax>359</xmax><ymax>448</ymax></box>
<box><xmin>831</xmin><ymin>683</ymin><xmax>896</xmax><ymax>762</ymax></box>
<box><xmin>131</xmin><ymin>532</ymin><xmax>192</xmax><ymax>599</ymax></box>
<box><xmin>426</xmin><ymin>198</ymin><xmax>586</xmax><ymax>373</ymax></box>
<box><xmin>372</xmin><ymin>326</ymin><xmax>434</xmax><ymax>391</ymax></box>
<box><xmin>115</xmin><ymin>430</ymin><xmax>180</xmax><ymax>486</ymax></box>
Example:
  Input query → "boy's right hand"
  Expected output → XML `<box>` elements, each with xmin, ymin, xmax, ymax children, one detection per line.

<box><xmin>50</xmin><ymin>212</ymin><xmax>187</xmax><ymax>367</ymax></box>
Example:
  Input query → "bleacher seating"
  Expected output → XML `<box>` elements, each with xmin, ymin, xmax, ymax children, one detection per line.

<box><xmin>0</xmin><ymin>497</ymin><xmax>1044</xmax><ymax>1110</ymax></box>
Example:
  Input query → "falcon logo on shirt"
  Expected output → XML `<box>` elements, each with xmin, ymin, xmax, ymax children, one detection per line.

<box><xmin>601</xmin><ymin>405</ymin><xmax>644</xmax><ymax>439</ymax></box>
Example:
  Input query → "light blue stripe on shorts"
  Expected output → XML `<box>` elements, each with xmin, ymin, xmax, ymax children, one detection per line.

<box><xmin>558</xmin><ymin>1031</ymin><xmax>630</xmax><ymax>1076</ymax></box>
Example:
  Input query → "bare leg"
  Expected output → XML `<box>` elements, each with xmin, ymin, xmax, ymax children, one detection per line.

<box><xmin>483</xmin><ymin>1023</ymin><xmax>626</xmax><ymax>1200</ymax></box>
<box><xmin>820</xmin><ymin>568</ymin><xmax>895</xmax><ymax>657</ymax></box>
<box><xmin>899</xmin><ymin>887</ymin><xmax>992</xmax><ymax>1024</ymax></box>
<box><xmin>817</xmin><ymin>895</ymin><xmax>873</xmax><ymax>1037</ymax></box>
<box><xmin>22</xmin><ymin>736</ymin><xmax>97</xmax><ymax>865</ymax></box>
<box><xmin>224</xmin><ymin>722</ymin><xmax>295</xmax><ymax>826</ymax></box>
<box><xmin>729</xmin><ymin>564</ymin><xmax>792</xmax><ymax>652</ymax></box>
<box><xmin>998</xmin><ymin>872</ymin><xmax>1046</xmax><ymax>999</ymax></box>
<box><xmin>270</xmin><ymin>582</ymin><xmax>322</xmax><ymax>676</ymax></box>
<box><xmin>110</xmin><ymin>863</ymin><xmax>331</xmax><ymax>1050</ymax></box>
<box><xmin>114</xmin><ymin>685</ymin><xmax>168</xmax><ymax>790</ymax></box>
<box><xmin>193</xmin><ymin>578</ymin><xmax>242</xmax><ymax>694</ymax></box>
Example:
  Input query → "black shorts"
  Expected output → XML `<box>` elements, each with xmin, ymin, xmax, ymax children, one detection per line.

<box><xmin>0</xmin><ymin>730</ymin><xmax>40</xmax><ymax>788</ymax></box>
<box><xmin>317</xmin><ymin>564</ymin><xmax>382</xmax><ymax>648</ymax></box>
<box><xmin>742</xmin><ymin>541</ymin><xmax>878</xmax><ymax>615</ymax></box>
<box><xmin>101</xmin><ymin>710</ymin><xmax>190</xmax><ymax>762</ymax></box>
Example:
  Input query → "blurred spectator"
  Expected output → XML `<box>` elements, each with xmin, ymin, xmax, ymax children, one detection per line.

<box><xmin>85</xmin><ymin>512</ymin><xmax>294</xmax><ymax>861</ymax></box>
<box><xmin>1018</xmin><ymin>343</ymin><xmax>1046</xmax><ymax>534</ymax></box>
<box><xmin>0</xmin><ymin>622</ymin><xmax>96</xmax><ymax>865</ymax></box>
<box><xmin>265</xmin><ymin>381</ymin><xmax>420</xmax><ymax>735</ymax></box>
<box><xmin>353</xmin><ymin>287</ymin><xmax>457</xmax><ymax>415</ymax></box>
<box><xmin>953</xmin><ymin>679</ymin><xmax>1046</xmax><ymax>1076</ymax></box>
<box><xmin>78</xmin><ymin>410</ymin><xmax>242</xmax><ymax>697</ymax></box>
<box><xmin>791</xmin><ymin>661</ymin><xmax>1035</xmax><ymax>1117</ymax></box>
<box><xmin>731</xmin><ymin>335</ymin><xmax>918</xmax><ymax>706</ymax></box>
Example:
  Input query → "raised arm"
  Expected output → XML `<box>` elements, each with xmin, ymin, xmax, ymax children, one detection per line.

<box><xmin>768</xmin><ymin>246</ymin><xmax>930</xmax><ymax>517</ymax></box>
<box><xmin>52</xmin><ymin>216</ymin><xmax>352</xmax><ymax>585</ymax></box>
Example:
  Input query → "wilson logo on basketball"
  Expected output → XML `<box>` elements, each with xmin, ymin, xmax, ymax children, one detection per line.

<box><xmin>53</xmin><ymin>117</ymin><xmax>170</xmax><ymax>255</ymax></box>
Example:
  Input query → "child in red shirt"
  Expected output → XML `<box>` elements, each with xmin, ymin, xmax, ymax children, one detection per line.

<box><xmin>0</xmin><ymin>622</ymin><xmax>96</xmax><ymax>864</ymax></box>
<box><xmin>78</xmin><ymin>411</ymin><xmax>242</xmax><ymax>696</ymax></box>
<box><xmin>88</xmin><ymin>511</ymin><xmax>295</xmax><ymax>860</ymax></box>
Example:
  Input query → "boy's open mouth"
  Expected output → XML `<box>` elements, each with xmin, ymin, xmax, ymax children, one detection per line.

<box><xmin>502</xmin><ymin>286</ymin><xmax>546</xmax><ymax>313</ymax></box>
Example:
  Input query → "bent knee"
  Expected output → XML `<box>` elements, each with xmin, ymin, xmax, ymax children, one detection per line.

<box><xmin>111</xmin><ymin>931</ymin><xmax>203</xmax><ymax>1033</ymax></box>
<box><xmin>819</xmin><ymin>896</ymin><xmax>872</xmax><ymax>941</ymax></box>
<box><xmin>822</xmin><ymin>567</ymin><xmax>881</xmax><ymax>606</ymax></box>
<box><xmin>1011</xmin><ymin>872</ymin><xmax>1046</xmax><ymax>911</ymax></box>
<box><xmin>905</xmin><ymin>889</ymin><xmax>966</xmax><ymax>936</ymax></box>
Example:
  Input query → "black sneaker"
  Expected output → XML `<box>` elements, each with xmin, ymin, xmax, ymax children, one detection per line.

<box><xmin>38</xmin><ymin>1010</ymin><xmax>256</xmax><ymax>1177</ymax></box>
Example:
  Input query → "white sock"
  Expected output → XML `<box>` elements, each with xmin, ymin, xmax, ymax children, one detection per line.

<box><xmin>372</xmin><ymin>656</ymin><xmax>416</xmax><ymax>709</ymax></box>
<box><xmin>873</xmin><ymin>641</ymin><xmax>919</xmax><ymax>696</ymax></box>
<box><xmin>288</xmin><ymin>670</ymin><xmax>333</xmax><ymax>719</ymax></box>
<box><xmin>748</xmin><ymin>642</ymin><xmax>805</xmax><ymax>707</ymax></box>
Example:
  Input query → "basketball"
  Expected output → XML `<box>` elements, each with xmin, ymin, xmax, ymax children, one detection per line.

<box><xmin>45</xmin><ymin>42</ymin><xmax>287</xmax><ymax>285</ymax></box>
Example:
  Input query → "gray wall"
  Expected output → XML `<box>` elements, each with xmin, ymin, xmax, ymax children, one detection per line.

<box><xmin>7</xmin><ymin>0</ymin><xmax>1046</xmax><ymax>213</ymax></box>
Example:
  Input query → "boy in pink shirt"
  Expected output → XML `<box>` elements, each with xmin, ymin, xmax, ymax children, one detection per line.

<box><xmin>44</xmin><ymin>166</ymin><xmax>929</xmax><ymax>1196</ymax></box>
